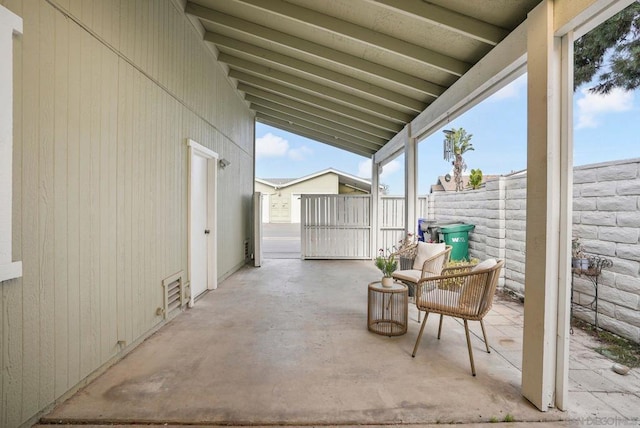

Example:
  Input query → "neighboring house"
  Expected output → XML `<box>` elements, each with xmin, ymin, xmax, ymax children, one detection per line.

<box><xmin>430</xmin><ymin>174</ymin><xmax>500</xmax><ymax>193</ymax></box>
<box><xmin>256</xmin><ymin>169</ymin><xmax>372</xmax><ymax>223</ymax></box>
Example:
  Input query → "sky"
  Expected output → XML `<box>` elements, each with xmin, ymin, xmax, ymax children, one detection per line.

<box><xmin>255</xmin><ymin>74</ymin><xmax>639</xmax><ymax>195</ymax></box>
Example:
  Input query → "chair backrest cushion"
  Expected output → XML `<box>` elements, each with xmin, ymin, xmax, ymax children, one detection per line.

<box><xmin>471</xmin><ymin>258</ymin><xmax>497</xmax><ymax>272</ymax></box>
<box><xmin>413</xmin><ymin>241</ymin><xmax>446</xmax><ymax>270</ymax></box>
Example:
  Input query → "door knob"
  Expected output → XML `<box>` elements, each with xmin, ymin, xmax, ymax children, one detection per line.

<box><xmin>204</xmin><ymin>229</ymin><xmax>210</xmax><ymax>234</ymax></box>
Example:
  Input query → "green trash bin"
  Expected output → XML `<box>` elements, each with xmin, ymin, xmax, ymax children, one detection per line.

<box><xmin>439</xmin><ymin>223</ymin><xmax>475</xmax><ymax>261</ymax></box>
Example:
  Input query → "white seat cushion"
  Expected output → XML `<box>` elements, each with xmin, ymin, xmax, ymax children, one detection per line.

<box><xmin>392</xmin><ymin>269</ymin><xmax>421</xmax><ymax>283</ymax></box>
<box><xmin>393</xmin><ymin>269</ymin><xmax>439</xmax><ymax>284</ymax></box>
<box><xmin>472</xmin><ymin>258</ymin><xmax>497</xmax><ymax>272</ymax></box>
<box><xmin>417</xmin><ymin>288</ymin><xmax>460</xmax><ymax>311</ymax></box>
<box><xmin>413</xmin><ymin>241</ymin><xmax>446</xmax><ymax>270</ymax></box>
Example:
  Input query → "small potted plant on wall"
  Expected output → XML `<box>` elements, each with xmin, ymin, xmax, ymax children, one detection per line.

<box><xmin>572</xmin><ymin>237</ymin><xmax>589</xmax><ymax>270</ymax></box>
<box><xmin>375</xmin><ymin>249</ymin><xmax>398</xmax><ymax>287</ymax></box>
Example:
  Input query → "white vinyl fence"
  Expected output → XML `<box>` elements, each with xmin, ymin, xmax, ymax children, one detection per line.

<box><xmin>301</xmin><ymin>195</ymin><xmax>371</xmax><ymax>259</ymax></box>
<box><xmin>379</xmin><ymin>196</ymin><xmax>429</xmax><ymax>253</ymax></box>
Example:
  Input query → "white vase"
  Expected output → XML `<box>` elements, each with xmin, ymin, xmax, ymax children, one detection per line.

<box><xmin>381</xmin><ymin>277</ymin><xmax>394</xmax><ymax>288</ymax></box>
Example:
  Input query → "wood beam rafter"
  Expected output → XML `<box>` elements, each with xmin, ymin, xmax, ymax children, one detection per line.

<box><xmin>188</xmin><ymin>3</ymin><xmax>446</xmax><ymax>97</ymax></box>
<box><xmin>220</xmin><ymin>52</ymin><xmax>424</xmax><ymax>115</ymax></box>
<box><xmin>234</xmin><ymin>0</ymin><xmax>470</xmax><ymax>76</ymax></box>
<box><xmin>228</xmin><ymin>66</ymin><xmax>413</xmax><ymax>123</ymax></box>
<box><xmin>369</xmin><ymin>0</ymin><xmax>509</xmax><ymax>46</ymax></box>
<box><xmin>238</xmin><ymin>82</ymin><xmax>403</xmax><ymax>133</ymax></box>
<box><xmin>245</xmin><ymin>94</ymin><xmax>395</xmax><ymax>140</ymax></box>
<box><xmin>207</xmin><ymin>32</ymin><xmax>430</xmax><ymax>109</ymax></box>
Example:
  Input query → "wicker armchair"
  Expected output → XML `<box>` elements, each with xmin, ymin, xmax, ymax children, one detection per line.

<box><xmin>392</xmin><ymin>244</ymin><xmax>452</xmax><ymax>322</ymax></box>
<box><xmin>411</xmin><ymin>259</ymin><xmax>504</xmax><ymax>376</ymax></box>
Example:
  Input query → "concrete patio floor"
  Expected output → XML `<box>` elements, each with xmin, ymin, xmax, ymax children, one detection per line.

<box><xmin>40</xmin><ymin>259</ymin><xmax>640</xmax><ymax>426</ymax></box>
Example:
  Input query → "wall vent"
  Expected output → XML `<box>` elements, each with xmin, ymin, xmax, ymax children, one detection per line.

<box><xmin>244</xmin><ymin>239</ymin><xmax>250</xmax><ymax>261</ymax></box>
<box><xmin>161</xmin><ymin>271</ymin><xmax>186</xmax><ymax>319</ymax></box>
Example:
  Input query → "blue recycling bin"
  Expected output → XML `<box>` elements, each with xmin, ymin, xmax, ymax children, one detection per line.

<box><xmin>417</xmin><ymin>218</ymin><xmax>427</xmax><ymax>242</ymax></box>
<box><xmin>417</xmin><ymin>219</ymin><xmax>437</xmax><ymax>242</ymax></box>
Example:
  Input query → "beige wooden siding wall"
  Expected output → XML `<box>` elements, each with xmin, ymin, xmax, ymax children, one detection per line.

<box><xmin>0</xmin><ymin>0</ymin><xmax>254</xmax><ymax>426</ymax></box>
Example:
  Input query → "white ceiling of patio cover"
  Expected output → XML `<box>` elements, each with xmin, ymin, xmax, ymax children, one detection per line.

<box><xmin>186</xmin><ymin>0</ymin><xmax>541</xmax><ymax>157</ymax></box>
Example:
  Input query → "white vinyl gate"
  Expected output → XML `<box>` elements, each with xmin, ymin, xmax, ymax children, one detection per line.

<box><xmin>300</xmin><ymin>195</ymin><xmax>430</xmax><ymax>259</ymax></box>
<box><xmin>301</xmin><ymin>195</ymin><xmax>371</xmax><ymax>259</ymax></box>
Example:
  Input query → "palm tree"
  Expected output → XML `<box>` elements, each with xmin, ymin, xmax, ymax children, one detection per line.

<box><xmin>443</xmin><ymin>128</ymin><xmax>474</xmax><ymax>191</ymax></box>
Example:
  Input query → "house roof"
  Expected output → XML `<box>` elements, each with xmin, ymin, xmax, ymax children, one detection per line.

<box><xmin>430</xmin><ymin>175</ymin><xmax>469</xmax><ymax>193</ymax></box>
<box><xmin>430</xmin><ymin>174</ymin><xmax>501</xmax><ymax>193</ymax></box>
<box><xmin>185</xmin><ymin>0</ymin><xmax>541</xmax><ymax>158</ymax></box>
<box><xmin>257</xmin><ymin>168</ymin><xmax>373</xmax><ymax>191</ymax></box>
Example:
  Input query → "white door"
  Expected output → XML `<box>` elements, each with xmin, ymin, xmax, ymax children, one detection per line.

<box><xmin>188</xmin><ymin>139</ymin><xmax>218</xmax><ymax>306</ymax></box>
<box><xmin>191</xmin><ymin>154</ymin><xmax>209</xmax><ymax>299</ymax></box>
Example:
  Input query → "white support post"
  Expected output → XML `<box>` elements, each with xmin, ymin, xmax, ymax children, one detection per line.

<box><xmin>555</xmin><ymin>30</ymin><xmax>575</xmax><ymax>412</ymax></box>
<box><xmin>522</xmin><ymin>0</ymin><xmax>568</xmax><ymax>411</ymax></box>
<box><xmin>404</xmin><ymin>125</ymin><xmax>417</xmax><ymax>238</ymax></box>
<box><xmin>371</xmin><ymin>157</ymin><xmax>380</xmax><ymax>258</ymax></box>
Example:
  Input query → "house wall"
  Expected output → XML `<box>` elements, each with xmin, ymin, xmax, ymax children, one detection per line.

<box><xmin>286</xmin><ymin>173</ymin><xmax>338</xmax><ymax>195</ymax></box>
<box><xmin>255</xmin><ymin>181</ymin><xmax>275</xmax><ymax>195</ymax></box>
<box><xmin>427</xmin><ymin>158</ymin><xmax>640</xmax><ymax>343</ymax></box>
<box><xmin>261</xmin><ymin>174</ymin><xmax>339</xmax><ymax>223</ymax></box>
<box><xmin>0</xmin><ymin>1</ymin><xmax>254</xmax><ymax>427</ymax></box>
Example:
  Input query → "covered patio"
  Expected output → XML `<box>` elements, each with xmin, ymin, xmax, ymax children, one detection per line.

<box><xmin>41</xmin><ymin>259</ymin><xmax>639</xmax><ymax>426</ymax></box>
<box><xmin>3</xmin><ymin>1</ymin><xmax>639</xmax><ymax>426</ymax></box>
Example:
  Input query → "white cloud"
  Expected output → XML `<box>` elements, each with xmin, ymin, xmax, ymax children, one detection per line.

<box><xmin>255</xmin><ymin>133</ymin><xmax>289</xmax><ymax>159</ymax></box>
<box><xmin>357</xmin><ymin>160</ymin><xmax>371</xmax><ymax>178</ymax></box>
<box><xmin>576</xmin><ymin>88</ymin><xmax>634</xmax><ymax>129</ymax></box>
<box><xmin>288</xmin><ymin>146</ymin><xmax>313</xmax><ymax>161</ymax></box>
<box><xmin>488</xmin><ymin>75</ymin><xmax>526</xmax><ymax>102</ymax></box>
<box><xmin>380</xmin><ymin>160</ymin><xmax>401</xmax><ymax>180</ymax></box>
<box><xmin>255</xmin><ymin>132</ymin><xmax>312</xmax><ymax>161</ymax></box>
<box><xmin>357</xmin><ymin>159</ymin><xmax>401</xmax><ymax>180</ymax></box>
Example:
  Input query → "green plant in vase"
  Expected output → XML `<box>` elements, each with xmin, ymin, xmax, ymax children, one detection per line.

<box><xmin>375</xmin><ymin>249</ymin><xmax>398</xmax><ymax>287</ymax></box>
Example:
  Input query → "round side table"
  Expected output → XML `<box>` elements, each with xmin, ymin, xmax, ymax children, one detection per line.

<box><xmin>367</xmin><ymin>281</ymin><xmax>408</xmax><ymax>336</ymax></box>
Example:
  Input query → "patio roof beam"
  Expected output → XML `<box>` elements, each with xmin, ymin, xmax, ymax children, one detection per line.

<box><xmin>256</xmin><ymin>115</ymin><xmax>375</xmax><ymax>157</ymax></box>
<box><xmin>206</xmin><ymin>33</ymin><xmax>430</xmax><ymax>111</ymax></box>
<box><xmin>374</xmin><ymin>20</ymin><xmax>527</xmax><ymax>165</ymax></box>
<box><xmin>218</xmin><ymin>47</ymin><xmax>427</xmax><ymax>114</ymax></box>
<box><xmin>554</xmin><ymin>0</ymin><xmax>635</xmax><ymax>38</ymax></box>
<box><xmin>245</xmin><ymin>94</ymin><xmax>395</xmax><ymax>141</ymax></box>
<box><xmin>238</xmin><ymin>83</ymin><xmax>403</xmax><ymax>134</ymax></box>
<box><xmin>249</xmin><ymin>101</ymin><xmax>389</xmax><ymax>147</ymax></box>
<box><xmin>234</xmin><ymin>0</ymin><xmax>471</xmax><ymax>77</ymax></box>
<box><xmin>188</xmin><ymin>3</ymin><xmax>447</xmax><ymax>97</ymax></box>
<box><xmin>252</xmin><ymin>105</ymin><xmax>385</xmax><ymax>152</ymax></box>
<box><xmin>368</xmin><ymin>0</ymin><xmax>509</xmax><ymax>46</ymax></box>
<box><xmin>227</xmin><ymin>66</ymin><xmax>415</xmax><ymax>122</ymax></box>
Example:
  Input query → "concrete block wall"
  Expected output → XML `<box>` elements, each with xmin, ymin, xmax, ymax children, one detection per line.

<box><xmin>428</xmin><ymin>178</ymin><xmax>506</xmax><ymax>285</ymax></box>
<box><xmin>428</xmin><ymin>159</ymin><xmax>640</xmax><ymax>342</ymax></box>
<box><xmin>572</xmin><ymin>159</ymin><xmax>640</xmax><ymax>342</ymax></box>
<box><xmin>503</xmin><ymin>174</ymin><xmax>528</xmax><ymax>295</ymax></box>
